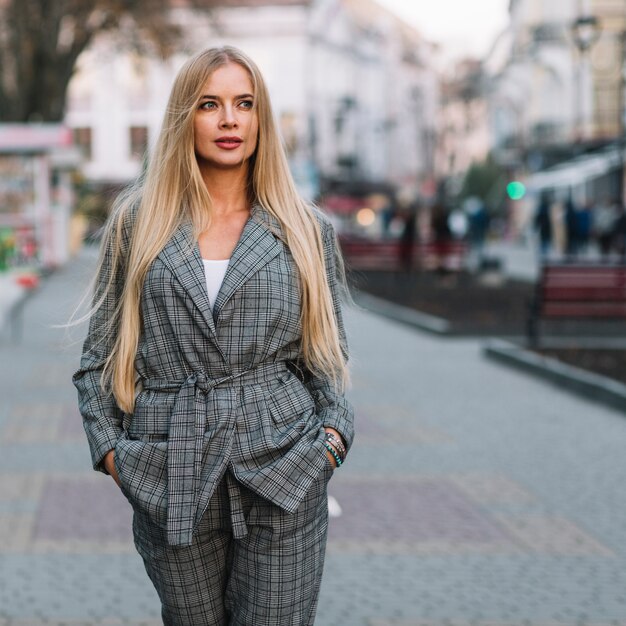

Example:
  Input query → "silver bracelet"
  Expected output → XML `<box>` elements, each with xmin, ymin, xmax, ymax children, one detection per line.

<box><xmin>324</xmin><ymin>431</ymin><xmax>346</xmax><ymax>459</ymax></box>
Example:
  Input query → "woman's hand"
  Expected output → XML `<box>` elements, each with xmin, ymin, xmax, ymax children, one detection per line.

<box><xmin>102</xmin><ymin>449</ymin><xmax>122</xmax><ymax>488</ymax></box>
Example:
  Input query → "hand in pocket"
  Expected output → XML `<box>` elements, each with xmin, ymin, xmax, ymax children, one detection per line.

<box><xmin>102</xmin><ymin>448</ymin><xmax>122</xmax><ymax>488</ymax></box>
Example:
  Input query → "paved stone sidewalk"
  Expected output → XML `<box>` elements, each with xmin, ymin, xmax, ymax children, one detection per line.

<box><xmin>2</xmin><ymin>250</ymin><xmax>626</xmax><ymax>625</ymax></box>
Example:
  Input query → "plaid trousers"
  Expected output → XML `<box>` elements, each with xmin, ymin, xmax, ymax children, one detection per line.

<box><xmin>130</xmin><ymin>462</ymin><xmax>334</xmax><ymax>626</ymax></box>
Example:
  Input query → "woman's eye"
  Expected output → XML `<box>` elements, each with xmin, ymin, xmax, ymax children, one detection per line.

<box><xmin>240</xmin><ymin>100</ymin><xmax>253</xmax><ymax>110</ymax></box>
<box><xmin>200</xmin><ymin>101</ymin><xmax>217</xmax><ymax>110</ymax></box>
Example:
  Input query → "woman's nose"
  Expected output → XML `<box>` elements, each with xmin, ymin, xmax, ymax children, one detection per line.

<box><xmin>219</xmin><ymin>105</ymin><xmax>238</xmax><ymax>128</ymax></box>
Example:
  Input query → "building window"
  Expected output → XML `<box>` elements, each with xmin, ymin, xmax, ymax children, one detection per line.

<box><xmin>129</xmin><ymin>126</ymin><xmax>148</xmax><ymax>160</ymax></box>
<box><xmin>73</xmin><ymin>127</ymin><xmax>92</xmax><ymax>160</ymax></box>
<box><xmin>595</xmin><ymin>84</ymin><xmax>620</xmax><ymax>137</ymax></box>
<box><xmin>530</xmin><ymin>23</ymin><xmax>564</xmax><ymax>45</ymax></box>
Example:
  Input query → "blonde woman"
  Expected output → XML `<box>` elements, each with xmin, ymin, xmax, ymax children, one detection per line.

<box><xmin>72</xmin><ymin>46</ymin><xmax>354</xmax><ymax>625</ymax></box>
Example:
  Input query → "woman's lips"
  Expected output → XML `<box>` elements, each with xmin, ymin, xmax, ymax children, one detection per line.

<box><xmin>215</xmin><ymin>138</ymin><xmax>243</xmax><ymax>150</ymax></box>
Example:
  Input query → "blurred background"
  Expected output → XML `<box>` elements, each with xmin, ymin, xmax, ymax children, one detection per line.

<box><xmin>2</xmin><ymin>0</ymin><xmax>626</xmax><ymax>351</ymax></box>
<box><xmin>2</xmin><ymin>0</ymin><xmax>626</xmax><ymax>624</ymax></box>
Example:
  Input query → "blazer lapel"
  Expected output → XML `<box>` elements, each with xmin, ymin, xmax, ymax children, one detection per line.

<box><xmin>157</xmin><ymin>220</ymin><xmax>218</xmax><ymax>336</ymax></box>
<box><xmin>212</xmin><ymin>203</ymin><xmax>282</xmax><ymax>320</ymax></box>
<box><xmin>156</xmin><ymin>204</ymin><xmax>283</xmax><ymax>334</ymax></box>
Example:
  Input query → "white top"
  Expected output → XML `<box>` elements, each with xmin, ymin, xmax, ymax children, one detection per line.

<box><xmin>202</xmin><ymin>258</ymin><xmax>230</xmax><ymax>312</ymax></box>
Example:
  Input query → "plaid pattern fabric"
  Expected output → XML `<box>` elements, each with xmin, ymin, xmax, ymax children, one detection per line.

<box><xmin>73</xmin><ymin>203</ymin><xmax>354</xmax><ymax>546</ymax></box>
<box><xmin>132</xmin><ymin>465</ymin><xmax>333</xmax><ymax>626</ymax></box>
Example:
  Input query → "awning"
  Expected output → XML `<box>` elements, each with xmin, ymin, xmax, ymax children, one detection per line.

<box><xmin>527</xmin><ymin>146</ymin><xmax>625</xmax><ymax>191</ymax></box>
<box><xmin>0</xmin><ymin>124</ymin><xmax>73</xmax><ymax>153</ymax></box>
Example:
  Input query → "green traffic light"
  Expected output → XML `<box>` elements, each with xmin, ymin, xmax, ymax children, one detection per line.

<box><xmin>507</xmin><ymin>181</ymin><xmax>526</xmax><ymax>200</ymax></box>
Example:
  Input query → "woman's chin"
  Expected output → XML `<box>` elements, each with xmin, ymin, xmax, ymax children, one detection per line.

<box><xmin>197</xmin><ymin>156</ymin><xmax>250</xmax><ymax>172</ymax></box>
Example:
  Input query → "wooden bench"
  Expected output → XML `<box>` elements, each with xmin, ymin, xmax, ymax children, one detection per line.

<box><xmin>527</xmin><ymin>263</ymin><xmax>626</xmax><ymax>345</ymax></box>
<box><xmin>338</xmin><ymin>235</ymin><xmax>467</xmax><ymax>272</ymax></box>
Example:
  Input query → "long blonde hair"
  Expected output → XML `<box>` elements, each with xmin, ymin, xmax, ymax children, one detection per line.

<box><xmin>96</xmin><ymin>46</ymin><xmax>349</xmax><ymax>413</ymax></box>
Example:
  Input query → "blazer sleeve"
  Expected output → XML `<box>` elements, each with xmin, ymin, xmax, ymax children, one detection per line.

<box><xmin>304</xmin><ymin>217</ymin><xmax>355</xmax><ymax>451</ymax></box>
<box><xmin>72</xmin><ymin>210</ymin><xmax>132</xmax><ymax>473</ymax></box>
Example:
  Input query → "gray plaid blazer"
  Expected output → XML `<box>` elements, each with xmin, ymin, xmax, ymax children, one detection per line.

<box><xmin>73</xmin><ymin>202</ymin><xmax>354</xmax><ymax>546</ymax></box>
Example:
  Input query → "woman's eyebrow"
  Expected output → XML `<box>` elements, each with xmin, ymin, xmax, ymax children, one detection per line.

<box><xmin>199</xmin><ymin>93</ymin><xmax>254</xmax><ymax>101</ymax></box>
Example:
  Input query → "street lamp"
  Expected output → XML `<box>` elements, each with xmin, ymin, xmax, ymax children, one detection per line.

<box><xmin>570</xmin><ymin>16</ymin><xmax>602</xmax><ymax>143</ymax></box>
<box><xmin>621</xmin><ymin>30</ymin><xmax>626</xmax><ymax>204</ymax></box>
<box><xmin>571</xmin><ymin>16</ymin><xmax>602</xmax><ymax>52</ymax></box>
<box><xmin>571</xmin><ymin>13</ymin><xmax>626</xmax><ymax>205</ymax></box>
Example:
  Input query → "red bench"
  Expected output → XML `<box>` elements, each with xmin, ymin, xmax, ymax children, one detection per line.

<box><xmin>527</xmin><ymin>263</ymin><xmax>626</xmax><ymax>345</ymax></box>
<box><xmin>338</xmin><ymin>235</ymin><xmax>467</xmax><ymax>272</ymax></box>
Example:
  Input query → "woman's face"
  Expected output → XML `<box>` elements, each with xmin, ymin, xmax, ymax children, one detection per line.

<box><xmin>193</xmin><ymin>62</ymin><xmax>259</xmax><ymax>171</ymax></box>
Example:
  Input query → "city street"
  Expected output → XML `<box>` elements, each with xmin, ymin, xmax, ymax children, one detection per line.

<box><xmin>2</xmin><ymin>248</ymin><xmax>626</xmax><ymax>626</ymax></box>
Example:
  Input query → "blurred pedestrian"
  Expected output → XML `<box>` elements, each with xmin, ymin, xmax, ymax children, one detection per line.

<box><xmin>430</xmin><ymin>202</ymin><xmax>452</xmax><ymax>272</ymax></box>
<box><xmin>551</xmin><ymin>198</ymin><xmax>566</xmax><ymax>257</ymax></box>
<box><xmin>594</xmin><ymin>198</ymin><xmax>619</xmax><ymax>259</ymax></box>
<box><xmin>72</xmin><ymin>46</ymin><xmax>354</xmax><ymax>626</ymax></box>
<box><xmin>564</xmin><ymin>197</ymin><xmax>580</xmax><ymax>258</ymax></box>
<box><xmin>466</xmin><ymin>197</ymin><xmax>489</xmax><ymax>265</ymax></box>
<box><xmin>533</xmin><ymin>193</ymin><xmax>552</xmax><ymax>258</ymax></box>
<box><xmin>381</xmin><ymin>198</ymin><xmax>396</xmax><ymax>236</ymax></box>
<box><xmin>576</xmin><ymin>201</ymin><xmax>593</xmax><ymax>256</ymax></box>
<box><xmin>399</xmin><ymin>203</ymin><xmax>417</xmax><ymax>272</ymax></box>
<box><xmin>613</xmin><ymin>204</ymin><xmax>626</xmax><ymax>260</ymax></box>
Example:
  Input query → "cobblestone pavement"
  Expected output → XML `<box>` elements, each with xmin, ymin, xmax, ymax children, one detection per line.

<box><xmin>2</xmin><ymin>249</ymin><xmax>626</xmax><ymax>625</ymax></box>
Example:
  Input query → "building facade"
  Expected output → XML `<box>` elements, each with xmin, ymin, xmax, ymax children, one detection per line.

<box><xmin>488</xmin><ymin>0</ymin><xmax>581</xmax><ymax>165</ymax></box>
<box><xmin>487</xmin><ymin>0</ymin><xmax>626</xmax><ymax>203</ymax></box>
<box><xmin>436</xmin><ymin>59</ymin><xmax>492</xmax><ymax>191</ymax></box>
<box><xmin>65</xmin><ymin>0</ymin><xmax>439</xmax><ymax>201</ymax></box>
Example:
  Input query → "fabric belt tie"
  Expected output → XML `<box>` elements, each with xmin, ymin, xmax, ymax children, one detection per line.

<box><xmin>225</xmin><ymin>470</ymin><xmax>248</xmax><ymax>540</ymax></box>
<box><xmin>143</xmin><ymin>361</ymin><xmax>289</xmax><ymax>547</ymax></box>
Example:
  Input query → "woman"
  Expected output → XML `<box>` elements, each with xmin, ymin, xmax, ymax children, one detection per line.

<box><xmin>73</xmin><ymin>46</ymin><xmax>354</xmax><ymax>625</ymax></box>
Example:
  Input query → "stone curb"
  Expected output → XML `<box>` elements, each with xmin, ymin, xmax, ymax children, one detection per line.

<box><xmin>483</xmin><ymin>339</ymin><xmax>626</xmax><ymax>413</ymax></box>
<box><xmin>350</xmin><ymin>289</ymin><xmax>451</xmax><ymax>335</ymax></box>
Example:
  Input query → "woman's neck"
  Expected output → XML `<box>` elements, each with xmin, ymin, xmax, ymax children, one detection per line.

<box><xmin>199</xmin><ymin>163</ymin><xmax>251</xmax><ymax>215</ymax></box>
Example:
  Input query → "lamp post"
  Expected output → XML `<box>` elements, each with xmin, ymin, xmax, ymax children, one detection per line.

<box><xmin>619</xmin><ymin>28</ymin><xmax>626</xmax><ymax>204</ymax></box>
<box><xmin>571</xmin><ymin>11</ymin><xmax>626</xmax><ymax>206</ymax></box>
<box><xmin>571</xmin><ymin>15</ymin><xmax>602</xmax><ymax>52</ymax></box>
<box><xmin>571</xmin><ymin>15</ymin><xmax>602</xmax><ymax>142</ymax></box>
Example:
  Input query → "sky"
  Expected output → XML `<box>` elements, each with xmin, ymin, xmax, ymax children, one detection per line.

<box><xmin>375</xmin><ymin>0</ymin><xmax>510</xmax><ymax>62</ymax></box>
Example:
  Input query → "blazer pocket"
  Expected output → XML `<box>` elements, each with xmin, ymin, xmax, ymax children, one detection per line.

<box><xmin>113</xmin><ymin>433</ymin><xmax>169</xmax><ymax>528</ymax></box>
<box><xmin>265</xmin><ymin>371</ymin><xmax>316</xmax><ymax>431</ymax></box>
<box><xmin>127</xmin><ymin>402</ymin><xmax>173</xmax><ymax>442</ymax></box>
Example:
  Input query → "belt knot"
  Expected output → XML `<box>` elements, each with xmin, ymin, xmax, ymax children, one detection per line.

<box><xmin>186</xmin><ymin>370</ymin><xmax>209</xmax><ymax>394</ymax></box>
<box><xmin>185</xmin><ymin>369</ymin><xmax>249</xmax><ymax>395</ymax></box>
<box><xmin>153</xmin><ymin>360</ymin><xmax>289</xmax><ymax>546</ymax></box>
